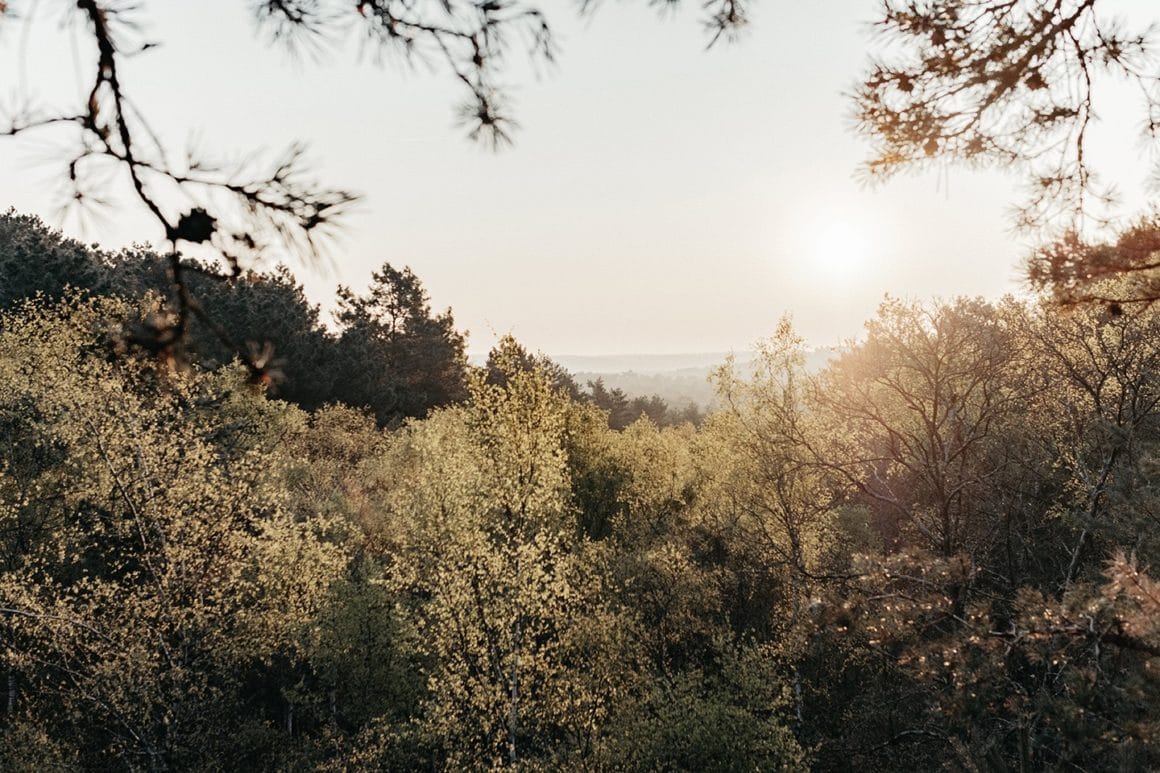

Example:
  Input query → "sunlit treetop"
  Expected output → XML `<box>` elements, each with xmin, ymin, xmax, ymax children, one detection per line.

<box><xmin>857</xmin><ymin>0</ymin><xmax>1160</xmax><ymax>232</ymax></box>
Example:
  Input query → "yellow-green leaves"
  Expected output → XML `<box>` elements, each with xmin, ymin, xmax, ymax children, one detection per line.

<box><xmin>0</xmin><ymin>294</ymin><xmax>344</xmax><ymax>767</ymax></box>
<box><xmin>370</xmin><ymin>337</ymin><xmax>640</xmax><ymax>767</ymax></box>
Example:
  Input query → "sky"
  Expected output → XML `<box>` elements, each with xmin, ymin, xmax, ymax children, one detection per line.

<box><xmin>0</xmin><ymin>0</ymin><xmax>1156</xmax><ymax>355</ymax></box>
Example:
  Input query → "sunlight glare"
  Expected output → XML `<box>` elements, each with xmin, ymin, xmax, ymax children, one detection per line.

<box><xmin>813</xmin><ymin>219</ymin><xmax>869</xmax><ymax>281</ymax></box>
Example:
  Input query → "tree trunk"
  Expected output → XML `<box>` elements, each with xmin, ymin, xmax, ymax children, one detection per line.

<box><xmin>508</xmin><ymin>616</ymin><xmax>520</xmax><ymax>765</ymax></box>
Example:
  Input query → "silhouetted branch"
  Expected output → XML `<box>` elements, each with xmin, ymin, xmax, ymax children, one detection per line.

<box><xmin>0</xmin><ymin>0</ymin><xmax>746</xmax><ymax>370</ymax></box>
<box><xmin>857</xmin><ymin>0</ymin><xmax>1159</xmax><ymax>233</ymax></box>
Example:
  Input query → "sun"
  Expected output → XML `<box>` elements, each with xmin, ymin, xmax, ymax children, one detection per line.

<box><xmin>813</xmin><ymin>219</ymin><xmax>869</xmax><ymax>280</ymax></box>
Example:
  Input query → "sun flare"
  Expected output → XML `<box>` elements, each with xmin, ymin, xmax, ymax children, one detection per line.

<box><xmin>813</xmin><ymin>219</ymin><xmax>869</xmax><ymax>279</ymax></box>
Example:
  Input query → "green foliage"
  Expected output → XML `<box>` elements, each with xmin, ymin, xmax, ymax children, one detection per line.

<box><xmin>0</xmin><ymin>210</ymin><xmax>115</xmax><ymax>308</ymax></box>
<box><xmin>0</xmin><ymin>214</ymin><xmax>471</xmax><ymax>423</ymax></box>
<box><xmin>333</xmin><ymin>262</ymin><xmax>469</xmax><ymax>426</ymax></box>
<box><xmin>0</xmin><ymin>294</ymin><xmax>345</xmax><ymax>768</ymax></box>
<box><xmin>375</xmin><ymin>337</ymin><xmax>642</xmax><ymax>766</ymax></box>
<box><xmin>603</xmin><ymin>642</ymin><xmax>806</xmax><ymax>772</ymax></box>
<box><xmin>1</xmin><ymin>283</ymin><xmax>1159</xmax><ymax>771</ymax></box>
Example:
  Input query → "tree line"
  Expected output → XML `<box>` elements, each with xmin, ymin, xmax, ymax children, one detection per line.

<box><xmin>0</xmin><ymin>210</ymin><xmax>696</xmax><ymax>430</ymax></box>
<box><xmin>1</xmin><ymin>213</ymin><xmax>1158</xmax><ymax>770</ymax></box>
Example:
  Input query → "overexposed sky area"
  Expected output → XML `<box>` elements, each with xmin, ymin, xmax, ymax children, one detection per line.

<box><xmin>1</xmin><ymin>0</ymin><xmax>1156</xmax><ymax>355</ymax></box>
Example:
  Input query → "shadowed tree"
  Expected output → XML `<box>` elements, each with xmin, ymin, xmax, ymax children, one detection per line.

<box><xmin>587</xmin><ymin>378</ymin><xmax>635</xmax><ymax>430</ymax></box>
<box><xmin>332</xmin><ymin>262</ymin><xmax>468</xmax><ymax>426</ymax></box>
<box><xmin>110</xmin><ymin>251</ymin><xmax>340</xmax><ymax>406</ymax></box>
<box><xmin>0</xmin><ymin>210</ymin><xmax>115</xmax><ymax>308</ymax></box>
<box><xmin>809</xmin><ymin>297</ymin><xmax>1031</xmax><ymax>559</ymax></box>
<box><xmin>160</xmin><ymin>265</ymin><xmax>339</xmax><ymax>409</ymax></box>
<box><xmin>1021</xmin><ymin>295</ymin><xmax>1160</xmax><ymax>582</ymax></box>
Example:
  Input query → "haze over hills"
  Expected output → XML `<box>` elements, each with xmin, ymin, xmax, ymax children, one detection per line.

<box><xmin>550</xmin><ymin>352</ymin><xmax>749</xmax><ymax>374</ymax></box>
<box><xmin>472</xmin><ymin>349</ymin><xmax>839</xmax><ymax>411</ymax></box>
<box><xmin>469</xmin><ymin>348</ymin><xmax>836</xmax><ymax>374</ymax></box>
<box><xmin>552</xmin><ymin>348</ymin><xmax>837</xmax><ymax>375</ymax></box>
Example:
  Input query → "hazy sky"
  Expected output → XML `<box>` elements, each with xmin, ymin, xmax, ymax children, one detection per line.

<box><xmin>1</xmin><ymin>0</ymin><xmax>1156</xmax><ymax>354</ymax></box>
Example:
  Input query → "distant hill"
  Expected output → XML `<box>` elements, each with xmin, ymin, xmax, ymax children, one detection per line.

<box><xmin>468</xmin><ymin>349</ymin><xmax>837</xmax><ymax>412</ymax></box>
<box><xmin>465</xmin><ymin>349</ymin><xmax>839</xmax><ymax>414</ymax></box>
<box><xmin>551</xmin><ymin>352</ymin><xmax>746</xmax><ymax>375</ymax></box>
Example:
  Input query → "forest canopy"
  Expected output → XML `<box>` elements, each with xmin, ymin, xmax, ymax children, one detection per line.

<box><xmin>3</xmin><ymin>2</ymin><xmax>1160</xmax><ymax>769</ymax></box>
<box><xmin>1</xmin><ymin>211</ymin><xmax>1158</xmax><ymax>770</ymax></box>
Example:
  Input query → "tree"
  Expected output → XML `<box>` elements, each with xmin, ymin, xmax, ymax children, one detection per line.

<box><xmin>776</xmin><ymin>292</ymin><xmax>1160</xmax><ymax>770</ymax></box>
<box><xmin>372</xmin><ymin>337</ymin><xmax>639</xmax><ymax>767</ymax></box>
<box><xmin>705</xmin><ymin>320</ymin><xmax>839</xmax><ymax>637</ymax></box>
<box><xmin>587</xmin><ymin>378</ymin><xmax>635</xmax><ymax>430</ymax></box>
<box><xmin>1029</xmin><ymin>215</ymin><xmax>1160</xmax><ymax>307</ymax></box>
<box><xmin>124</xmin><ymin>261</ymin><xmax>340</xmax><ymax>408</ymax></box>
<box><xmin>600</xmin><ymin>641</ymin><xmax>806</xmax><ymax>771</ymax></box>
<box><xmin>0</xmin><ymin>294</ymin><xmax>345</xmax><ymax>768</ymax></box>
<box><xmin>817</xmin><ymin>545</ymin><xmax>1160</xmax><ymax>770</ymax></box>
<box><xmin>1021</xmin><ymin>296</ymin><xmax>1160</xmax><ymax>582</ymax></box>
<box><xmin>810</xmin><ymin>297</ymin><xmax>1031</xmax><ymax>560</ymax></box>
<box><xmin>0</xmin><ymin>210</ymin><xmax>115</xmax><ymax>308</ymax></box>
<box><xmin>0</xmin><ymin>210</ymin><xmax>350</xmax><ymax>407</ymax></box>
<box><xmin>188</xmin><ymin>265</ymin><xmax>338</xmax><ymax>408</ymax></box>
<box><xmin>0</xmin><ymin>209</ymin><xmax>478</xmax><ymax>416</ymax></box>
<box><xmin>332</xmin><ymin>262</ymin><xmax>468</xmax><ymax>426</ymax></box>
